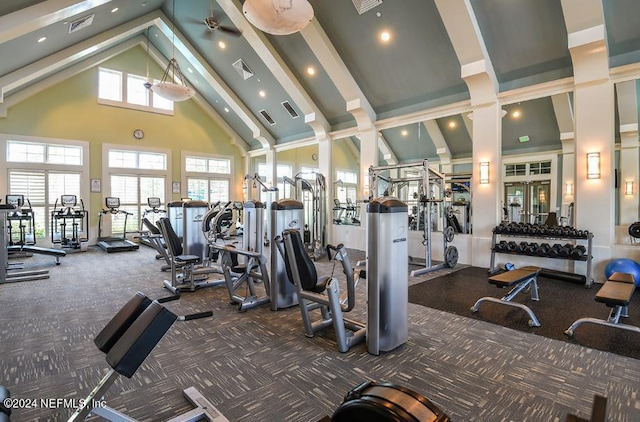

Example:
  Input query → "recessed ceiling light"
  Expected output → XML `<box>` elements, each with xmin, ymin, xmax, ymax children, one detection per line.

<box><xmin>401</xmin><ymin>129</ymin><xmax>408</xmax><ymax>137</ymax></box>
<box><xmin>224</xmin><ymin>107</ymin><xmax>229</xmax><ymax>113</ymax></box>
<box><xmin>512</xmin><ymin>110</ymin><xmax>521</xmax><ymax>118</ymax></box>
<box><xmin>307</xmin><ymin>66</ymin><xmax>315</xmax><ymax>76</ymax></box>
<box><xmin>111</xmin><ymin>7</ymin><xmax>119</xmax><ymax>13</ymax></box>
<box><xmin>380</xmin><ymin>31</ymin><xmax>391</xmax><ymax>43</ymax></box>
<box><xmin>37</xmin><ymin>36</ymin><xmax>47</xmax><ymax>43</ymax></box>
<box><xmin>218</xmin><ymin>41</ymin><xmax>226</xmax><ymax>49</ymax></box>
<box><xmin>259</xmin><ymin>90</ymin><xmax>266</xmax><ymax>98</ymax></box>
<box><xmin>448</xmin><ymin>121</ymin><xmax>456</xmax><ymax>129</ymax></box>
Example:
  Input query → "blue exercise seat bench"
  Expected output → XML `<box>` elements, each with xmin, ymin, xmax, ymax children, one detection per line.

<box><xmin>565</xmin><ymin>272</ymin><xmax>638</xmax><ymax>337</ymax></box>
<box><xmin>471</xmin><ymin>267</ymin><xmax>541</xmax><ymax>327</ymax></box>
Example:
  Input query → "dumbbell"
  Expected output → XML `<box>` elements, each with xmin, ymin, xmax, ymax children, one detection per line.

<box><xmin>494</xmin><ymin>240</ymin><xmax>508</xmax><ymax>252</ymax></box>
<box><xmin>515</xmin><ymin>241</ymin><xmax>528</xmax><ymax>254</ymax></box>
<box><xmin>506</xmin><ymin>241</ymin><xmax>518</xmax><ymax>252</ymax></box>
<box><xmin>524</xmin><ymin>242</ymin><xmax>539</xmax><ymax>256</ymax></box>
<box><xmin>570</xmin><ymin>245</ymin><xmax>587</xmax><ymax>259</ymax></box>
<box><xmin>548</xmin><ymin>243</ymin><xmax>562</xmax><ymax>258</ymax></box>
<box><xmin>558</xmin><ymin>243</ymin><xmax>573</xmax><ymax>258</ymax></box>
<box><xmin>537</xmin><ymin>243</ymin><xmax>551</xmax><ymax>257</ymax></box>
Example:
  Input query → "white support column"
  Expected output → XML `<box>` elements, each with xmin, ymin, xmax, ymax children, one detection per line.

<box><xmin>264</xmin><ymin>148</ymin><xmax>277</xmax><ymax>190</ymax></box>
<box><xmin>318</xmin><ymin>135</ymin><xmax>333</xmax><ymax>244</ymax></box>
<box><xmin>436</xmin><ymin>0</ymin><xmax>501</xmax><ymax>268</ymax></box>
<box><xmin>359</xmin><ymin>127</ymin><xmax>378</xmax><ymax>201</ymax></box>
<box><xmin>562</xmin><ymin>0</ymin><xmax>614</xmax><ymax>276</ymax></box>
<box><xmin>560</xmin><ymin>135</ymin><xmax>576</xmax><ymax>220</ymax></box>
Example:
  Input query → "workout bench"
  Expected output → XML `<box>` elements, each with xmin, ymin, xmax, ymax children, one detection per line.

<box><xmin>471</xmin><ymin>267</ymin><xmax>541</xmax><ymax>327</ymax></box>
<box><xmin>565</xmin><ymin>272</ymin><xmax>638</xmax><ymax>337</ymax></box>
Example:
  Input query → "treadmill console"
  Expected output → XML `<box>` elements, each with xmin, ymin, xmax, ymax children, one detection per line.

<box><xmin>147</xmin><ymin>197</ymin><xmax>161</xmax><ymax>208</ymax></box>
<box><xmin>61</xmin><ymin>195</ymin><xmax>77</xmax><ymax>207</ymax></box>
<box><xmin>6</xmin><ymin>194</ymin><xmax>24</xmax><ymax>207</ymax></box>
<box><xmin>105</xmin><ymin>197</ymin><xmax>120</xmax><ymax>209</ymax></box>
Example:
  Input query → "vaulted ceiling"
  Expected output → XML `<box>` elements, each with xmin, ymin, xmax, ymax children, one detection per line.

<box><xmin>1</xmin><ymin>0</ymin><xmax>640</xmax><ymax>163</ymax></box>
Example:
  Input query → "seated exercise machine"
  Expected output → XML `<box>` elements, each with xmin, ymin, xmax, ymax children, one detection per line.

<box><xmin>50</xmin><ymin>194</ymin><xmax>89</xmax><ymax>251</ymax></box>
<box><xmin>274</xmin><ymin>229</ymin><xmax>366</xmax><ymax>353</ymax></box>
<box><xmin>67</xmin><ymin>292</ymin><xmax>226</xmax><ymax>422</ymax></box>
<box><xmin>157</xmin><ymin>217</ymin><xmax>224</xmax><ymax>294</ymax></box>
<box><xmin>97</xmin><ymin>197</ymin><xmax>139</xmax><ymax>253</ymax></box>
<box><xmin>565</xmin><ymin>272</ymin><xmax>638</xmax><ymax>337</ymax></box>
<box><xmin>471</xmin><ymin>267</ymin><xmax>542</xmax><ymax>327</ymax></box>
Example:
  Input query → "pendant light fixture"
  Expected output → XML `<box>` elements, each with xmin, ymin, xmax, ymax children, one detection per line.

<box><xmin>242</xmin><ymin>0</ymin><xmax>314</xmax><ymax>35</ymax></box>
<box><xmin>151</xmin><ymin>0</ymin><xmax>195</xmax><ymax>102</ymax></box>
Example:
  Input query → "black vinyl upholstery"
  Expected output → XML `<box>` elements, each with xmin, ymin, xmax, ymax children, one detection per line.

<box><xmin>105</xmin><ymin>301</ymin><xmax>177</xmax><ymax>378</ymax></box>
<box><xmin>284</xmin><ymin>229</ymin><xmax>329</xmax><ymax>293</ymax></box>
<box><xmin>142</xmin><ymin>217</ymin><xmax>161</xmax><ymax>235</ymax></box>
<box><xmin>94</xmin><ymin>292</ymin><xmax>152</xmax><ymax>354</ymax></box>
<box><xmin>157</xmin><ymin>217</ymin><xmax>199</xmax><ymax>264</ymax></box>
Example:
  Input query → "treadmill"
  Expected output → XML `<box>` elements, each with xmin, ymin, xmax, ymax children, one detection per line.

<box><xmin>97</xmin><ymin>197</ymin><xmax>139</xmax><ymax>253</ymax></box>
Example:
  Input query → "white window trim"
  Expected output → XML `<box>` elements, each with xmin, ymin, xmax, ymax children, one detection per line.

<box><xmin>102</xmin><ymin>144</ymin><xmax>171</xmax><ymax>233</ymax></box>
<box><xmin>181</xmin><ymin>150</ymin><xmax>234</xmax><ymax>200</ymax></box>
<box><xmin>1</xmin><ymin>133</ymin><xmax>90</xmax><ymax>198</ymax></box>
<box><xmin>502</xmin><ymin>153</ymin><xmax>558</xmax><ymax>215</ymax></box>
<box><xmin>97</xmin><ymin>67</ymin><xmax>174</xmax><ymax>116</ymax></box>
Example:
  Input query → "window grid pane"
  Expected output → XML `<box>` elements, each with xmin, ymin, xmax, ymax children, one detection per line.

<box><xmin>126</xmin><ymin>74</ymin><xmax>149</xmax><ymax>106</ymax></box>
<box><xmin>187</xmin><ymin>178</ymin><xmax>208</xmax><ymax>201</ymax></box>
<box><xmin>210</xmin><ymin>179</ymin><xmax>230</xmax><ymax>203</ymax></box>
<box><xmin>139</xmin><ymin>152</ymin><xmax>166</xmax><ymax>170</ymax></box>
<box><xmin>208</xmin><ymin>158</ymin><xmax>230</xmax><ymax>174</ymax></box>
<box><xmin>98</xmin><ymin>68</ymin><xmax>122</xmax><ymax>101</ymax></box>
<box><xmin>186</xmin><ymin>157</ymin><xmax>208</xmax><ymax>172</ymax></box>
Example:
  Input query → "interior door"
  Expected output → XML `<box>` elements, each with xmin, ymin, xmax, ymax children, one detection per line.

<box><xmin>504</xmin><ymin>181</ymin><xmax>550</xmax><ymax>224</ymax></box>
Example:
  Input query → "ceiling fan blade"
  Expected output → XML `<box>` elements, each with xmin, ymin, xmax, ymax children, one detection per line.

<box><xmin>218</xmin><ymin>26</ymin><xmax>243</xmax><ymax>37</ymax></box>
<box><xmin>185</xmin><ymin>17</ymin><xmax>204</xmax><ymax>25</ymax></box>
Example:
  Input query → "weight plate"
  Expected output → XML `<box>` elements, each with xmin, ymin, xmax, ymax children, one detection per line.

<box><xmin>629</xmin><ymin>222</ymin><xmax>640</xmax><ymax>239</ymax></box>
<box><xmin>444</xmin><ymin>226</ymin><xmax>455</xmax><ymax>242</ymax></box>
<box><xmin>444</xmin><ymin>246</ymin><xmax>458</xmax><ymax>268</ymax></box>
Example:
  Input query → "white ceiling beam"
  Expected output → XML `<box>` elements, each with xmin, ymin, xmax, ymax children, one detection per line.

<box><xmin>615</xmin><ymin>80</ymin><xmax>638</xmax><ymax>128</ymax></box>
<box><xmin>377</xmin><ymin>134</ymin><xmax>397</xmax><ymax>165</ymax></box>
<box><xmin>424</xmin><ymin>120</ymin><xmax>452</xmax><ymax>164</ymax></box>
<box><xmin>550</xmin><ymin>93</ymin><xmax>574</xmax><ymax>136</ymax></box>
<box><xmin>0</xmin><ymin>0</ymin><xmax>115</xmax><ymax>45</ymax></box>
<box><xmin>300</xmin><ymin>19</ymin><xmax>376</xmax><ymax>131</ymax></box>
<box><xmin>0</xmin><ymin>11</ymin><xmax>165</xmax><ymax>103</ymax></box>
<box><xmin>217</xmin><ymin>0</ymin><xmax>330</xmax><ymax>139</ymax></box>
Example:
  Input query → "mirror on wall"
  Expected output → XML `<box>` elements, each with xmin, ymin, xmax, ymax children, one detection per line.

<box><xmin>331</xmin><ymin>136</ymin><xmax>361</xmax><ymax>226</ymax></box>
<box><xmin>500</xmin><ymin>96</ymin><xmax>566</xmax><ymax>227</ymax></box>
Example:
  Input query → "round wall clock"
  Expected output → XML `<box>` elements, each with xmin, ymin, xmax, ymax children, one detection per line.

<box><xmin>133</xmin><ymin>129</ymin><xmax>144</xmax><ymax>140</ymax></box>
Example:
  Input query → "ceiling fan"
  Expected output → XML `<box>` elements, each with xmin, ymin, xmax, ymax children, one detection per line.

<box><xmin>193</xmin><ymin>0</ymin><xmax>242</xmax><ymax>39</ymax></box>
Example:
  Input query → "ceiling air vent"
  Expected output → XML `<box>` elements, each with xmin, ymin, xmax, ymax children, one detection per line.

<box><xmin>232</xmin><ymin>59</ymin><xmax>254</xmax><ymax>80</ymax></box>
<box><xmin>68</xmin><ymin>14</ymin><xmax>95</xmax><ymax>34</ymax></box>
<box><xmin>281</xmin><ymin>101</ymin><xmax>299</xmax><ymax>119</ymax></box>
<box><xmin>259</xmin><ymin>109</ymin><xmax>276</xmax><ymax>126</ymax></box>
<box><xmin>352</xmin><ymin>0</ymin><xmax>382</xmax><ymax>15</ymax></box>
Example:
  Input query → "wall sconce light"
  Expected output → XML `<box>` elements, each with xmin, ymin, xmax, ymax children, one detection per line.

<box><xmin>625</xmin><ymin>180</ymin><xmax>634</xmax><ymax>195</ymax></box>
<box><xmin>586</xmin><ymin>152</ymin><xmax>601</xmax><ymax>179</ymax></box>
<box><xmin>565</xmin><ymin>182</ymin><xmax>573</xmax><ymax>196</ymax></box>
<box><xmin>479</xmin><ymin>162</ymin><xmax>490</xmax><ymax>184</ymax></box>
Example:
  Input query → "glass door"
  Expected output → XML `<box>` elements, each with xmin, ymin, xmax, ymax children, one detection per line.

<box><xmin>504</xmin><ymin>181</ymin><xmax>550</xmax><ymax>224</ymax></box>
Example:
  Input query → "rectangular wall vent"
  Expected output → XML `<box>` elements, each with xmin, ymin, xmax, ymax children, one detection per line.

<box><xmin>69</xmin><ymin>14</ymin><xmax>95</xmax><ymax>34</ymax></box>
<box><xmin>281</xmin><ymin>101</ymin><xmax>300</xmax><ymax>119</ymax></box>
<box><xmin>352</xmin><ymin>0</ymin><xmax>382</xmax><ymax>15</ymax></box>
<box><xmin>232</xmin><ymin>59</ymin><xmax>254</xmax><ymax>80</ymax></box>
<box><xmin>259</xmin><ymin>109</ymin><xmax>276</xmax><ymax>126</ymax></box>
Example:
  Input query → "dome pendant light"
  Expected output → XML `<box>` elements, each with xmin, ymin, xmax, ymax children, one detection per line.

<box><xmin>242</xmin><ymin>0</ymin><xmax>314</xmax><ymax>36</ymax></box>
<box><xmin>151</xmin><ymin>0</ymin><xmax>195</xmax><ymax>102</ymax></box>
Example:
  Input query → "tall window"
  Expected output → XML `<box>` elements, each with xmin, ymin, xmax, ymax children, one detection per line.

<box><xmin>335</xmin><ymin>169</ymin><xmax>358</xmax><ymax>203</ymax></box>
<box><xmin>106</xmin><ymin>146</ymin><xmax>169</xmax><ymax>234</ymax></box>
<box><xmin>3</xmin><ymin>138</ymin><xmax>87</xmax><ymax>240</ymax></box>
<box><xmin>258</xmin><ymin>163</ymin><xmax>292</xmax><ymax>200</ymax></box>
<box><xmin>184</xmin><ymin>154</ymin><xmax>232</xmax><ymax>204</ymax></box>
<box><xmin>98</xmin><ymin>67</ymin><xmax>173</xmax><ymax>113</ymax></box>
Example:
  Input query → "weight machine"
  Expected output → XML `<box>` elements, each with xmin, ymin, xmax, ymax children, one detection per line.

<box><xmin>50</xmin><ymin>195</ymin><xmax>89</xmax><ymax>251</ymax></box>
<box><xmin>285</xmin><ymin>171</ymin><xmax>328</xmax><ymax>260</ymax></box>
<box><xmin>245</xmin><ymin>173</ymin><xmax>279</xmax><ymax>246</ymax></box>
<box><xmin>139</xmin><ymin>197</ymin><xmax>166</xmax><ymax>249</ymax></box>
<box><xmin>369</xmin><ymin>160</ymin><xmax>458</xmax><ymax>277</ymax></box>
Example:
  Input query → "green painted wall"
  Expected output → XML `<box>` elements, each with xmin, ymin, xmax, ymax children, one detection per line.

<box><xmin>0</xmin><ymin>46</ymin><xmax>246</xmax><ymax>227</ymax></box>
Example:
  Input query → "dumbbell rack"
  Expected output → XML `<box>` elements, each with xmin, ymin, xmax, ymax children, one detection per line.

<box><xmin>489</xmin><ymin>229</ymin><xmax>593</xmax><ymax>287</ymax></box>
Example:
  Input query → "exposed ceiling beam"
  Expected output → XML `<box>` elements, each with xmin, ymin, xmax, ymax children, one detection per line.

<box><xmin>217</xmin><ymin>0</ymin><xmax>330</xmax><ymax>139</ymax></box>
<box><xmin>424</xmin><ymin>120</ymin><xmax>452</xmax><ymax>164</ymax></box>
<box><xmin>550</xmin><ymin>92</ymin><xmax>574</xmax><ymax>137</ymax></box>
<box><xmin>0</xmin><ymin>0</ymin><xmax>115</xmax><ymax>45</ymax></box>
<box><xmin>614</xmin><ymin>80</ymin><xmax>638</xmax><ymax>129</ymax></box>
<box><xmin>377</xmin><ymin>134</ymin><xmax>397</xmax><ymax>165</ymax></box>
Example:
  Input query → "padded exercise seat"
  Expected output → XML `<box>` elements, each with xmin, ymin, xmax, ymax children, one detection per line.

<box><xmin>141</xmin><ymin>217</ymin><xmax>161</xmax><ymax>235</ymax></box>
<box><xmin>285</xmin><ymin>231</ymin><xmax>330</xmax><ymax>293</ymax></box>
<box><xmin>565</xmin><ymin>272</ymin><xmax>639</xmax><ymax>337</ymax></box>
<box><xmin>472</xmin><ymin>267</ymin><xmax>541</xmax><ymax>327</ymax></box>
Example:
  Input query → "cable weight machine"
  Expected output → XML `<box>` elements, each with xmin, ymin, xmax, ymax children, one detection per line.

<box><xmin>369</xmin><ymin>159</ymin><xmax>458</xmax><ymax>277</ymax></box>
